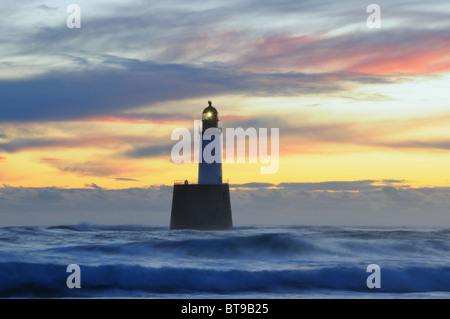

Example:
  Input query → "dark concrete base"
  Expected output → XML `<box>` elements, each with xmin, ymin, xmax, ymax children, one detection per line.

<box><xmin>170</xmin><ymin>184</ymin><xmax>233</xmax><ymax>230</ymax></box>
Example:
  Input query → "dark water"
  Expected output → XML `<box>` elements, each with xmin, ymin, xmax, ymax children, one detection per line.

<box><xmin>0</xmin><ymin>224</ymin><xmax>449</xmax><ymax>298</ymax></box>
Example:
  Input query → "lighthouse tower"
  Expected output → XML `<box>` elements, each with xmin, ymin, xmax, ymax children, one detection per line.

<box><xmin>170</xmin><ymin>101</ymin><xmax>233</xmax><ymax>230</ymax></box>
<box><xmin>198</xmin><ymin>101</ymin><xmax>223</xmax><ymax>184</ymax></box>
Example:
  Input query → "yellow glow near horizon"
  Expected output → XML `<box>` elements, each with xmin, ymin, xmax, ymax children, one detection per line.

<box><xmin>3</xmin><ymin>142</ymin><xmax>450</xmax><ymax>189</ymax></box>
<box><xmin>2</xmin><ymin>71</ymin><xmax>450</xmax><ymax>190</ymax></box>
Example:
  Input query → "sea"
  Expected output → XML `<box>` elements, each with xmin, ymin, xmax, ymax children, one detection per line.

<box><xmin>0</xmin><ymin>224</ymin><xmax>449</xmax><ymax>299</ymax></box>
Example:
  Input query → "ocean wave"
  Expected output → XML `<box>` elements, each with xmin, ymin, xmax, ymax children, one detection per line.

<box><xmin>2</xmin><ymin>225</ymin><xmax>449</xmax><ymax>298</ymax></box>
<box><xmin>42</xmin><ymin>233</ymin><xmax>324</xmax><ymax>260</ymax></box>
<box><xmin>151</xmin><ymin>233</ymin><xmax>320</xmax><ymax>257</ymax></box>
<box><xmin>31</xmin><ymin>226</ymin><xmax>449</xmax><ymax>264</ymax></box>
<box><xmin>47</xmin><ymin>223</ymin><xmax>163</xmax><ymax>232</ymax></box>
<box><xmin>1</xmin><ymin>262</ymin><xmax>449</xmax><ymax>297</ymax></box>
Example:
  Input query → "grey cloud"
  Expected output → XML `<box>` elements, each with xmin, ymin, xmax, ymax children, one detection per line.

<box><xmin>0</xmin><ymin>138</ymin><xmax>73</xmax><ymax>152</ymax></box>
<box><xmin>231</xmin><ymin>180</ymin><xmax>403</xmax><ymax>192</ymax></box>
<box><xmin>37</xmin><ymin>189</ymin><xmax>64</xmax><ymax>201</ymax></box>
<box><xmin>124</xmin><ymin>144</ymin><xmax>172</xmax><ymax>159</ymax></box>
<box><xmin>385</xmin><ymin>140</ymin><xmax>450</xmax><ymax>151</ymax></box>
<box><xmin>1</xmin><ymin>57</ymin><xmax>385</xmax><ymax>122</ymax></box>
<box><xmin>35</xmin><ymin>158</ymin><xmax>137</xmax><ymax>178</ymax></box>
<box><xmin>37</xmin><ymin>4</ymin><xmax>57</xmax><ymax>11</ymax></box>
<box><xmin>278</xmin><ymin>180</ymin><xmax>379</xmax><ymax>191</ymax></box>
<box><xmin>1</xmin><ymin>183</ymin><xmax>450</xmax><ymax>227</ymax></box>
<box><xmin>57</xmin><ymin>162</ymin><xmax>125</xmax><ymax>178</ymax></box>
<box><xmin>0</xmin><ymin>135</ymin><xmax>131</xmax><ymax>153</ymax></box>
<box><xmin>0</xmin><ymin>185</ymin><xmax>173</xmax><ymax>226</ymax></box>
<box><xmin>231</xmin><ymin>184</ymin><xmax>450</xmax><ymax>227</ymax></box>
<box><xmin>0</xmin><ymin>63</ymin><xmax>230</xmax><ymax>122</ymax></box>
<box><xmin>231</xmin><ymin>182</ymin><xmax>275</xmax><ymax>188</ymax></box>
<box><xmin>381</xmin><ymin>179</ymin><xmax>407</xmax><ymax>184</ymax></box>
<box><xmin>8</xmin><ymin>3</ymin><xmax>230</xmax><ymax>60</ymax></box>
<box><xmin>85</xmin><ymin>183</ymin><xmax>103</xmax><ymax>190</ymax></box>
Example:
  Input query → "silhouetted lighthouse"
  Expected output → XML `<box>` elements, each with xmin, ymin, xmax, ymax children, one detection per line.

<box><xmin>170</xmin><ymin>101</ymin><xmax>233</xmax><ymax>230</ymax></box>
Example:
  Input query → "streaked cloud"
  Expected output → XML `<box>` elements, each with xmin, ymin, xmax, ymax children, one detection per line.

<box><xmin>115</xmin><ymin>178</ymin><xmax>141</xmax><ymax>182</ymax></box>
<box><xmin>0</xmin><ymin>59</ymin><xmax>393</xmax><ymax>123</ymax></box>
<box><xmin>0</xmin><ymin>136</ymin><xmax>129</xmax><ymax>153</ymax></box>
<box><xmin>239</xmin><ymin>29</ymin><xmax>450</xmax><ymax>75</ymax></box>
<box><xmin>48</xmin><ymin>160</ymin><xmax>140</xmax><ymax>178</ymax></box>
<box><xmin>123</xmin><ymin>144</ymin><xmax>172</xmax><ymax>159</ymax></box>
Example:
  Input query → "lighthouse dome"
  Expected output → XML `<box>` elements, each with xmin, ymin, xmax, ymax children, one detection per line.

<box><xmin>202</xmin><ymin>101</ymin><xmax>218</xmax><ymax>121</ymax></box>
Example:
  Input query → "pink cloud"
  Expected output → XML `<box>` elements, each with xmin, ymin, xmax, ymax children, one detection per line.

<box><xmin>239</xmin><ymin>31</ymin><xmax>450</xmax><ymax>75</ymax></box>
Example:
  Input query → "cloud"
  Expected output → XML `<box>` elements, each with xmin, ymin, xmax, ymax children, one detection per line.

<box><xmin>277</xmin><ymin>180</ymin><xmax>379</xmax><ymax>192</ymax></box>
<box><xmin>231</xmin><ymin>182</ymin><xmax>275</xmax><ymax>189</ymax></box>
<box><xmin>1</xmin><ymin>56</ymin><xmax>391</xmax><ymax>123</ymax></box>
<box><xmin>3</xmin><ymin>0</ymin><xmax>450</xmax><ymax>79</ymax></box>
<box><xmin>2</xmin><ymin>108</ymin><xmax>448</xmax><ymax>161</ymax></box>
<box><xmin>0</xmin><ymin>138</ymin><xmax>73</xmax><ymax>153</ymax></box>
<box><xmin>381</xmin><ymin>179</ymin><xmax>407</xmax><ymax>184</ymax></box>
<box><xmin>1</xmin><ymin>182</ymin><xmax>449</xmax><ymax>227</ymax></box>
<box><xmin>0</xmin><ymin>136</ymin><xmax>127</xmax><ymax>153</ymax></box>
<box><xmin>232</xmin><ymin>180</ymin><xmax>407</xmax><ymax>192</ymax></box>
<box><xmin>0</xmin><ymin>63</ymin><xmax>221</xmax><ymax>122</ymax></box>
<box><xmin>36</xmin><ymin>4</ymin><xmax>57</xmax><ymax>11</ymax></box>
<box><xmin>1</xmin><ymin>0</ymin><xmax>450</xmax><ymax>197</ymax></box>
<box><xmin>238</xmin><ymin>29</ymin><xmax>450</xmax><ymax>75</ymax></box>
<box><xmin>384</xmin><ymin>139</ymin><xmax>450</xmax><ymax>151</ymax></box>
<box><xmin>0</xmin><ymin>185</ymin><xmax>173</xmax><ymax>226</ymax></box>
<box><xmin>46</xmin><ymin>160</ymin><xmax>139</xmax><ymax>178</ymax></box>
<box><xmin>123</xmin><ymin>143</ymin><xmax>173</xmax><ymax>159</ymax></box>
<box><xmin>85</xmin><ymin>112</ymin><xmax>196</xmax><ymax>125</ymax></box>
<box><xmin>40</xmin><ymin>158</ymin><xmax>63</xmax><ymax>162</ymax></box>
<box><xmin>115</xmin><ymin>178</ymin><xmax>141</xmax><ymax>182</ymax></box>
<box><xmin>85</xmin><ymin>183</ymin><xmax>103</xmax><ymax>190</ymax></box>
<box><xmin>226</xmin><ymin>111</ymin><xmax>450</xmax><ymax>156</ymax></box>
<box><xmin>230</xmin><ymin>183</ymin><xmax>450</xmax><ymax>227</ymax></box>
<box><xmin>6</xmin><ymin>1</ymin><xmax>444</xmax><ymax>126</ymax></box>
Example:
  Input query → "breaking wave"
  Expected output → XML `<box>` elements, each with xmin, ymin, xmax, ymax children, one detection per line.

<box><xmin>1</xmin><ymin>225</ymin><xmax>449</xmax><ymax>298</ymax></box>
<box><xmin>1</xmin><ymin>262</ymin><xmax>449</xmax><ymax>298</ymax></box>
<box><xmin>44</xmin><ymin>233</ymin><xmax>321</xmax><ymax>259</ymax></box>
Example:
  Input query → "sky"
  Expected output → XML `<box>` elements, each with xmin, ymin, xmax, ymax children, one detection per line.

<box><xmin>1</xmin><ymin>0</ymin><xmax>450</xmax><ymax>227</ymax></box>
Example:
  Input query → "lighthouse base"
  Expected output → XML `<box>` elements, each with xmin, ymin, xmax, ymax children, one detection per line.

<box><xmin>170</xmin><ymin>184</ymin><xmax>233</xmax><ymax>230</ymax></box>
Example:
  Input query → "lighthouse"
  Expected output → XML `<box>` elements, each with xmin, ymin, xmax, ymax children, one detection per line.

<box><xmin>170</xmin><ymin>101</ymin><xmax>233</xmax><ymax>230</ymax></box>
<box><xmin>198</xmin><ymin>101</ymin><xmax>223</xmax><ymax>184</ymax></box>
